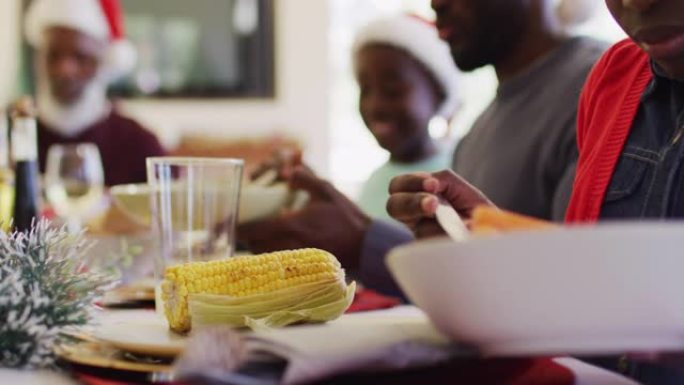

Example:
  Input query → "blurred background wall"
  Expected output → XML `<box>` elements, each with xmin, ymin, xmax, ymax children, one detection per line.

<box><xmin>0</xmin><ymin>0</ymin><xmax>332</xmax><ymax>176</ymax></box>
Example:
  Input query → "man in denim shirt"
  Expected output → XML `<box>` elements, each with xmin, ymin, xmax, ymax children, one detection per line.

<box><xmin>588</xmin><ymin>62</ymin><xmax>684</xmax><ymax>385</ymax></box>
<box><xmin>387</xmin><ymin>1</ymin><xmax>684</xmax><ymax>382</ymax></box>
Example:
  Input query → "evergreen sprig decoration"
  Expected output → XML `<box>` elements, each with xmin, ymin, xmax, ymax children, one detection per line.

<box><xmin>0</xmin><ymin>219</ymin><xmax>116</xmax><ymax>369</ymax></box>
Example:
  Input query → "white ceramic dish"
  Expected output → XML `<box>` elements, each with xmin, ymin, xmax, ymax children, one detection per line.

<box><xmin>387</xmin><ymin>223</ymin><xmax>684</xmax><ymax>356</ymax></box>
<box><xmin>238</xmin><ymin>183</ymin><xmax>296</xmax><ymax>223</ymax></box>
<box><xmin>110</xmin><ymin>182</ymin><xmax>300</xmax><ymax>226</ymax></box>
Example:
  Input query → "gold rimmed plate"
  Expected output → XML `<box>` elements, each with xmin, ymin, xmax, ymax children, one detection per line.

<box><xmin>55</xmin><ymin>341</ymin><xmax>173</xmax><ymax>374</ymax></box>
<box><xmin>102</xmin><ymin>284</ymin><xmax>156</xmax><ymax>308</ymax></box>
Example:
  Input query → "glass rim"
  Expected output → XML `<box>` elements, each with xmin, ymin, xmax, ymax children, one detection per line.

<box><xmin>146</xmin><ymin>157</ymin><xmax>244</xmax><ymax>167</ymax></box>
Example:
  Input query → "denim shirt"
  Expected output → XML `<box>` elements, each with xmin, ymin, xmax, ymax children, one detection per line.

<box><xmin>601</xmin><ymin>63</ymin><xmax>684</xmax><ymax>219</ymax></box>
<box><xmin>595</xmin><ymin>63</ymin><xmax>684</xmax><ymax>384</ymax></box>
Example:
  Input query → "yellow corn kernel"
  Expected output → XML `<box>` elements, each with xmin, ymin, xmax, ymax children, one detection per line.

<box><xmin>162</xmin><ymin>248</ymin><xmax>343</xmax><ymax>333</ymax></box>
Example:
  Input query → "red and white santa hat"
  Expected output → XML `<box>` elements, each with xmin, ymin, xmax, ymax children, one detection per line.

<box><xmin>352</xmin><ymin>15</ymin><xmax>462</xmax><ymax>120</ymax></box>
<box><xmin>25</xmin><ymin>0</ymin><xmax>136</xmax><ymax>79</ymax></box>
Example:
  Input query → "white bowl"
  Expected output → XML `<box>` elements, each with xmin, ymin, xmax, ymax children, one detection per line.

<box><xmin>109</xmin><ymin>182</ymin><xmax>299</xmax><ymax>226</ymax></box>
<box><xmin>239</xmin><ymin>183</ymin><xmax>297</xmax><ymax>223</ymax></box>
<box><xmin>386</xmin><ymin>223</ymin><xmax>684</xmax><ymax>356</ymax></box>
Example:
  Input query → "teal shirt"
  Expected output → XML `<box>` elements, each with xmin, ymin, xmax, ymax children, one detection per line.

<box><xmin>357</xmin><ymin>150</ymin><xmax>452</xmax><ymax>222</ymax></box>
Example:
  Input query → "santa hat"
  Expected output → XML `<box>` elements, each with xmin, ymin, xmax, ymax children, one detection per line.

<box><xmin>352</xmin><ymin>15</ymin><xmax>461</xmax><ymax>120</ymax></box>
<box><xmin>25</xmin><ymin>0</ymin><xmax>137</xmax><ymax>79</ymax></box>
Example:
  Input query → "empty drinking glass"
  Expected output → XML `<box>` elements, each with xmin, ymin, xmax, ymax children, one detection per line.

<box><xmin>146</xmin><ymin>157</ymin><xmax>244</xmax><ymax>277</ymax></box>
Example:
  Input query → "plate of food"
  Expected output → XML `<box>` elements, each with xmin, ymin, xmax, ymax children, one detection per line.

<box><xmin>93</xmin><ymin>247</ymin><xmax>354</xmax><ymax>358</ymax></box>
<box><xmin>387</xmin><ymin>209</ymin><xmax>684</xmax><ymax>356</ymax></box>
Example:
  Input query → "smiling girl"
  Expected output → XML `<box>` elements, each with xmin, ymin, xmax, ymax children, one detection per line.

<box><xmin>352</xmin><ymin>15</ymin><xmax>461</xmax><ymax>222</ymax></box>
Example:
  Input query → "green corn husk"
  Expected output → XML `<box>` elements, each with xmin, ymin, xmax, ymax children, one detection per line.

<box><xmin>188</xmin><ymin>279</ymin><xmax>356</xmax><ymax>331</ymax></box>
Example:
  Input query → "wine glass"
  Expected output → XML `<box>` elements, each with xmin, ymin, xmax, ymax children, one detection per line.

<box><xmin>45</xmin><ymin>143</ymin><xmax>105</xmax><ymax>232</ymax></box>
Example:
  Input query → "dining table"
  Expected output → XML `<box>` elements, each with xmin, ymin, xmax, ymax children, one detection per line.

<box><xmin>0</xmin><ymin>291</ymin><xmax>650</xmax><ymax>385</ymax></box>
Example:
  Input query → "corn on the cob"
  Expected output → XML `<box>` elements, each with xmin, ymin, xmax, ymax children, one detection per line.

<box><xmin>161</xmin><ymin>248</ymin><xmax>354</xmax><ymax>333</ymax></box>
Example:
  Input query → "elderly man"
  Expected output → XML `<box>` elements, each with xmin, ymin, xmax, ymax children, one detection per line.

<box><xmin>24</xmin><ymin>0</ymin><xmax>165</xmax><ymax>186</ymax></box>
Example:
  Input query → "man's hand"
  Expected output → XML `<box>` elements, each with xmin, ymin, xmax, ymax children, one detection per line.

<box><xmin>387</xmin><ymin>170</ymin><xmax>494</xmax><ymax>239</ymax></box>
<box><xmin>238</xmin><ymin>166</ymin><xmax>371</xmax><ymax>269</ymax></box>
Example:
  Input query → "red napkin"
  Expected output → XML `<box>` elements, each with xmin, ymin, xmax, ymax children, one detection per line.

<box><xmin>75</xmin><ymin>373</ymin><xmax>182</xmax><ymax>385</ymax></box>
<box><xmin>411</xmin><ymin>357</ymin><xmax>575</xmax><ymax>385</ymax></box>
<box><xmin>75</xmin><ymin>373</ymin><xmax>138</xmax><ymax>385</ymax></box>
<box><xmin>483</xmin><ymin>358</ymin><xmax>575</xmax><ymax>385</ymax></box>
<box><xmin>324</xmin><ymin>358</ymin><xmax>575</xmax><ymax>385</ymax></box>
<box><xmin>345</xmin><ymin>288</ymin><xmax>401</xmax><ymax>313</ymax></box>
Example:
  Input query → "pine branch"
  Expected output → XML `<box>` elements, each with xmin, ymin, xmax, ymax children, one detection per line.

<box><xmin>0</xmin><ymin>219</ymin><xmax>116</xmax><ymax>369</ymax></box>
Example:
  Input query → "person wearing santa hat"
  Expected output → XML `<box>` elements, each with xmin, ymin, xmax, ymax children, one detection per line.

<box><xmin>24</xmin><ymin>0</ymin><xmax>166</xmax><ymax>186</ymax></box>
<box><xmin>352</xmin><ymin>15</ymin><xmax>462</xmax><ymax>223</ymax></box>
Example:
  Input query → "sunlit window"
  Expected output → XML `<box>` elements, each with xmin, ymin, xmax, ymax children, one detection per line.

<box><xmin>328</xmin><ymin>0</ymin><xmax>626</xmax><ymax>198</ymax></box>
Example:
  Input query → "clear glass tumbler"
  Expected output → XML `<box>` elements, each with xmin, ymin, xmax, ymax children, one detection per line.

<box><xmin>146</xmin><ymin>157</ymin><xmax>244</xmax><ymax>280</ymax></box>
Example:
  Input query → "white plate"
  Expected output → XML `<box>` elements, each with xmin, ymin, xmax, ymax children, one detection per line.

<box><xmin>90</xmin><ymin>306</ymin><xmax>433</xmax><ymax>360</ymax></box>
<box><xmin>387</xmin><ymin>223</ymin><xmax>684</xmax><ymax>356</ymax></box>
<box><xmin>93</xmin><ymin>317</ymin><xmax>187</xmax><ymax>357</ymax></box>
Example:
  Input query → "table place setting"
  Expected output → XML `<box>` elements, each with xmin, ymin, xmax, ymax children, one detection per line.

<box><xmin>50</xmin><ymin>306</ymin><xmax>458</xmax><ymax>385</ymax></box>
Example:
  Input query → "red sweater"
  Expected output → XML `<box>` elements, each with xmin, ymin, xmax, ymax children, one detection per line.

<box><xmin>565</xmin><ymin>40</ymin><xmax>654</xmax><ymax>223</ymax></box>
<box><xmin>38</xmin><ymin>110</ymin><xmax>167</xmax><ymax>186</ymax></box>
